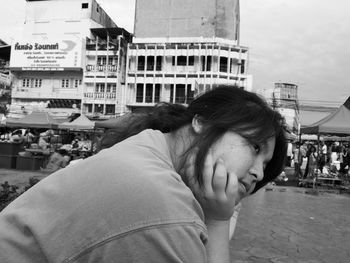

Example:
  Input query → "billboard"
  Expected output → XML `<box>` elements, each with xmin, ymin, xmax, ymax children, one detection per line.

<box><xmin>10</xmin><ymin>36</ymin><xmax>82</xmax><ymax>70</ymax></box>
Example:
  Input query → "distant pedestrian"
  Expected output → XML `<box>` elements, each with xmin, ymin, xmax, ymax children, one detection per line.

<box><xmin>319</xmin><ymin>141</ymin><xmax>327</xmax><ymax>173</ymax></box>
<box><xmin>293</xmin><ymin>142</ymin><xmax>303</xmax><ymax>179</ymax></box>
<box><xmin>306</xmin><ymin>145</ymin><xmax>317</xmax><ymax>179</ymax></box>
<box><xmin>286</xmin><ymin>140</ymin><xmax>293</xmax><ymax>167</ymax></box>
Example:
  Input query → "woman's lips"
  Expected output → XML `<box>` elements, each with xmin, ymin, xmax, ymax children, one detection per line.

<box><xmin>239</xmin><ymin>180</ymin><xmax>251</xmax><ymax>195</ymax></box>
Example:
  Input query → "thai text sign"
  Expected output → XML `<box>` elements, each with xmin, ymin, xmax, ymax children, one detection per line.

<box><xmin>10</xmin><ymin>37</ymin><xmax>82</xmax><ymax>70</ymax></box>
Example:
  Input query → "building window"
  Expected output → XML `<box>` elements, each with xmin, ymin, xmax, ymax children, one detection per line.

<box><xmin>145</xmin><ymin>84</ymin><xmax>153</xmax><ymax>102</ymax></box>
<box><xmin>175</xmin><ymin>84</ymin><xmax>186</xmax><ymax>103</ymax></box>
<box><xmin>188</xmin><ymin>56</ymin><xmax>194</xmax><ymax>66</ymax></box>
<box><xmin>136</xmin><ymin>83</ymin><xmax>144</xmax><ymax>102</ymax></box>
<box><xmin>187</xmin><ymin>84</ymin><xmax>194</xmax><ymax>103</ymax></box>
<box><xmin>219</xmin><ymin>57</ymin><xmax>228</xmax><ymax>73</ymax></box>
<box><xmin>156</xmin><ymin>56</ymin><xmax>162</xmax><ymax>71</ymax></box>
<box><xmin>108</xmin><ymin>57</ymin><xmax>115</xmax><ymax>65</ymax></box>
<box><xmin>22</xmin><ymin>78</ymin><xmax>31</xmax><ymax>88</ymax></box>
<box><xmin>62</xmin><ymin>79</ymin><xmax>70</xmax><ymax>88</ymax></box>
<box><xmin>97</xmin><ymin>56</ymin><xmax>106</xmax><ymax>65</ymax></box>
<box><xmin>82</xmin><ymin>3</ymin><xmax>89</xmax><ymax>9</ymax></box>
<box><xmin>146</xmin><ymin>56</ymin><xmax>154</xmax><ymax>71</ymax></box>
<box><xmin>105</xmin><ymin>104</ymin><xmax>115</xmax><ymax>115</ymax></box>
<box><xmin>84</xmin><ymin>104</ymin><xmax>92</xmax><ymax>113</ymax></box>
<box><xmin>94</xmin><ymin>104</ymin><xmax>103</xmax><ymax>114</ymax></box>
<box><xmin>95</xmin><ymin>83</ymin><xmax>105</xmax><ymax>93</ymax></box>
<box><xmin>229</xmin><ymin>58</ymin><xmax>235</xmax><ymax>73</ymax></box>
<box><xmin>74</xmin><ymin>79</ymin><xmax>80</xmax><ymax>88</ymax></box>
<box><xmin>240</xmin><ymin>59</ymin><xmax>245</xmax><ymax>74</ymax></box>
<box><xmin>155</xmin><ymin>84</ymin><xmax>161</xmax><ymax>102</ymax></box>
<box><xmin>137</xmin><ymin>56</ymin><xmax>145</xmax><ymax>71</ymax></box>
<box><xmin>34</xmin><ymin>79</ymin><xmax>42</xmax><ymax>88</ymax></box>
<box><xmin>170</xmin><ymin>84</ymin><xmax>193</xmax><ymax>104</ymax></box>
<box><xmin>177</xmin><ymin>56</ymin><xmax>187</xmax><ymax>66</ymax></box>
<box><xmin>201</xmin><ymin>56</ymin><xmax>212</xmax><ymax>71</ymax></box>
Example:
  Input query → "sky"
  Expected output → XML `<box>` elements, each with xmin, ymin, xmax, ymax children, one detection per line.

<box><xmin>1</xmin><ymin>0</ymin><xmax>349</xmax><ymax>107</ymax></box>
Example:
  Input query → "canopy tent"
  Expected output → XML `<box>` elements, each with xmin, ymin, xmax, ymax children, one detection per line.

<box><xmin>59</xmin><ymin>114</ymin><xmax>95</xmax><ymax>130</ymax></box>
<box><xmin>300</xmin><ymin>134</ymin><xmax>350</xmax><ymax>142</ymax></box>
<box><xmin>5</xmin><ymin>111</ymin><xmax>60</xmax><ymax>129</ymax></box>
<box><xmin>300</xmin><ymin>96</ymin><xmax>350</xmax><ymax>135</ymax></box>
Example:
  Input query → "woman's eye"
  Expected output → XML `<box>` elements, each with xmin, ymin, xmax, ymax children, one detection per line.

<box><xmin>253</xmin><ymin>144</ymin><xmax>260</xmax><ymax>154</ymax></box>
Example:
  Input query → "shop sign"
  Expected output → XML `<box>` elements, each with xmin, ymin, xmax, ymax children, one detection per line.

<box><xmin>10</xmin><ymin>37</ymin><xmax>82</xmax><ymax>70</ymax></box>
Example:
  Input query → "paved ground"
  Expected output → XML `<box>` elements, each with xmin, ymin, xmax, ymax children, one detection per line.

<box><xmin>230</xmin><ymin>186</ymin><xmax>350</xmax><ymax>263</ymax></box>
<box><xmin>1</xmin><ymin>168</ymin><xmax>350</xmax><ymax>262</ymax></box>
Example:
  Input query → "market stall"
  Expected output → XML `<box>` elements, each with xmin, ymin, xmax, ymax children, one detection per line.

<box><xmin>58</xmin><ymin>114</ymin><xmax>96</xmax><ymax>158</ymax></box>
<box><xmin>2</xmin><ymin>111</ymin><xmax>61</xmax><ymax>170</ymax></box>
<box><xmin>300</xmin><ymin>96</ymin><xmax>350</xmax><ymax>189</ymax></box>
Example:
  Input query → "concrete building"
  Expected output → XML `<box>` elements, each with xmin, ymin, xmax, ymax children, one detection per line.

<box><xmin>0</xmin><ymin>40</ymin><xmax>12</xmax><ymax>117</ymax></box>
<box><xmin>0</xmin><ymin>40</ymin><xmax>11</xmax><ymax>91</ymax></box>
<box><xmin>272</xmin><ymin>82</ymin><xmax>299</xmax><ymax>133</ymax></box>
<box><xmin>82</xmin><ymin>27</ymin><xmax>131</xmax><ymax>117</ymax></box>
<box><xmin>9</xmin><ymin>0</ymin><xmax>131</xmax><ymax>119</ymax></box>
<box><xmin>124</xmin><ymin>0</ymin><xmax>251</xmax><ymax>111</ymax></box>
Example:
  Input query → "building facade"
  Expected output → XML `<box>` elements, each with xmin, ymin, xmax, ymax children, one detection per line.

<box><xmin>8</xmin><ymin>0</ymin><xmax>251</xmax><ymax>118</ymax></box>
<box><xmin>9</xmin><ymin>0</ymin><xmax>131</xmax><ymax>119</ymax></box>
<box><xmin>124</xmin><ymin>0</ymin><xmax>251</xmax><ymax>112</ymax></box>
<box><xmin>0</xmin><ymin>40</ymin><xmax>11</xmax><ymax>91</ymax></box>
<box><xmin>272</xmin><ymin>82</ymin><xmax>299</xmax><ymax>133</ymax></box>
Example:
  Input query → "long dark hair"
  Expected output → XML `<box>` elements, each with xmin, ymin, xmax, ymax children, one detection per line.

<box><xmin>99</xmin><ymin>86</ymin><xmax>287</xmax><ymax>193</ymax></box>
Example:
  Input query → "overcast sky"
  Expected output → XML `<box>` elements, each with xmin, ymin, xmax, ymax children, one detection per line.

<box><xmin>1</xmin><ymin>0</ymin><xmax>349</xmax><ymax>107</ymax></box>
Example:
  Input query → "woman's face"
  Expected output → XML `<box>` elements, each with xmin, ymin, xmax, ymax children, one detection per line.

<box><xmin>210</xmin><ymin>131</ymin><xmax>276</xmax><ymax>202</ymax></box>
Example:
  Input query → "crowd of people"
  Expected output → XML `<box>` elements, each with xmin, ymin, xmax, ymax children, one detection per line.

<box><xmin>290</xmin><ymin>140</ymin><xmax>350</xmax><ymax>180</ymax></box>
<box><xmin>0</xmin><ymin>127</ymin><xmax>95</xmax><ymax>173</ymax></box>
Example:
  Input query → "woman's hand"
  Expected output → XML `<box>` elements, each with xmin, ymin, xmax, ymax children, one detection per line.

<box><xmin>183</xmin><ymin>149</ymin><xmax>239</xmax><ymax>221</ymax></box>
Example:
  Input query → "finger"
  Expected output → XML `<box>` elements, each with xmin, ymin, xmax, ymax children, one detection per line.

<box><xmin>212</xmin><ymin>158</ymin><xmax>228</xmax><ymax>196</ymax></box>
<box><xmin>226</xmin><ymin>172</ymin><xmax>239</xmax><ymax>203</ymax></box>
<box><xmin>182</xmin><ymin>149</ymin><xmax>200</xmax><ymax>191</ymax></box>
<box><xmin>202</xmin><ymin>150</ymin><xmax>214</xmax><ymax>195</ymax></box>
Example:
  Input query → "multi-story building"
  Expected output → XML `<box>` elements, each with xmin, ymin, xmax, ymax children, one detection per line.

<box><xmin>9</xmin><ymin>0</ymin><xmax>131</xmax><ymax>118</ymax></box>
<box><xmin>124</xmin><ymin>0</ymin><xmax>251</xmax><ymax>112</ymax></box>
<box><xmin>0</xmin><ymin>40</ymin><xmax>11</xmax><ymax>91</ymax></box>
<box><xmin>272</xmin><ymin>82</ymin><xmax>299</xmax><ymax>133</ymax></box>
<box><xmin>83</xmin><ymin>27</ymin><xmax>131</xmax><ymax>117</ymax></box>
<box><xmin>8</xmin><ymin>0</ymin><xmax>251</xmax><ymax>118</ymax></box>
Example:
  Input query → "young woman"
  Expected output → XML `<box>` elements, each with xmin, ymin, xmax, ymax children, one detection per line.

<box><xmin>0</xmin><ymin>86</ymin><xmax>287</xmax><ymax>263</ymax></box>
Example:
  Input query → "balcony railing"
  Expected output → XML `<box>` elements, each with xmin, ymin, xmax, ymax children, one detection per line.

<box><xmin>86</xmin><ymin>65</ymin><xmax>117</xmax><ymax>72</ymax></box>
<box><xmin>83</xmin><ymin>92</ymin><xmax>116</xmax><ymax>100</ymax></box>
<box><xmin>86</xmin><ymin>44</ymin><xmax>119</xmax><ymax>51</ymax></box>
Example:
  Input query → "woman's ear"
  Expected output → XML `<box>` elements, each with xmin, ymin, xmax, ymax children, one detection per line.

<box><xmin>192</xmin><ymin>115</ymin><xmax>203</xmax><ymax>134</ymax></box>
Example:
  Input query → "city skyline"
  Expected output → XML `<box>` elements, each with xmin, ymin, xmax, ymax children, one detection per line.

<box><xmin>1</xmin><ymin>0</ymin><xmax>349</xmax><ymax>107</ymax></box>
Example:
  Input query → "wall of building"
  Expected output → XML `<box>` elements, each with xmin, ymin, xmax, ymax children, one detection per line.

<box><xmin>134</xmin><ymin>0</ymin><xmax>239</xmax><ymax>42</ymax></box>
<box><xmin>22</xmin><ymin>0</ymin><xmax>117</xmax><ymax>40</ymax></box>
<box><xmin>8</xmin><ymin>0</ymin><xmax>123</xmax><ymax>118</ymax></box>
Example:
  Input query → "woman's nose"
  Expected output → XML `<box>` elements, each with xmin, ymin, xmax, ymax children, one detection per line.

<box><xmin>250</xmin><ymin>161</ymin><xmax>264</xmax><ymax>182</ymax></box>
